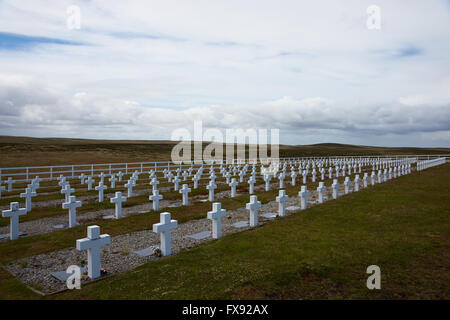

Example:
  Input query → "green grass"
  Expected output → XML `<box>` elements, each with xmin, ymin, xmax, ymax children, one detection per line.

<box><xmin>1</xmin><ymin>163</ymin><xmax>448</xmax><ymax>299</ymax></box>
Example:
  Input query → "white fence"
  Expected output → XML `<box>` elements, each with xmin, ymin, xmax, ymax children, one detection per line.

<box><xmin>0</xmin><ymin>154</ymin><xmax>447</xmax><ymax>183</ymax></box>
<box><xmin>416</xmin><ymin>157</ymin><xmax>447</xmax><ymax>171</ymax></box>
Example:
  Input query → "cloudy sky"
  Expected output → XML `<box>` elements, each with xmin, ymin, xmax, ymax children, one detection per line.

<box><xmin>0</xmin><ymin>0</ymin><xmax>449</xmax><ymax>147</ymax></box>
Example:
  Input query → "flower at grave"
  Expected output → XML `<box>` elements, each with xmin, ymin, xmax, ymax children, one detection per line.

<box><xmin>153</xmin><ymin>248</ymin><xmax>162</xmax><ymax>257</ymax></box>
<box><xmin>101</xmin><ymin>269</ymin><xmax>107</xmax><ymax>275</ymax></box>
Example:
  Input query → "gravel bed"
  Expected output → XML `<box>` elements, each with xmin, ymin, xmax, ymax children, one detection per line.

<box><xmin>5</xmin><ymin>178</ymin><xmax>364</xmax><ymax>294</ymax></box>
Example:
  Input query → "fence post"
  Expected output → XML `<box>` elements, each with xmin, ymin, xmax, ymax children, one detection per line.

<box><xmin>72</xmin><ymin>165</ymin><xmax>75</xmax><ymax>178</ymax></box>
<box><xmin>91</xmin><ymin>165</ymin><xmax>94</xmax><ymax>176</ymax></box>
<box><xmin>109</xmin><ymin>164</ymin><xmax>112</xmax><ymax>175</ymax></box>
<box><xmin>126</xmin><ymin>163</ymin><xmax>128</xmax><ymax>174</ymax></box>
<box><xmin>26</xmin><ymin>167</ymin><xmax>29</xmax><ymax>181</ymax></box>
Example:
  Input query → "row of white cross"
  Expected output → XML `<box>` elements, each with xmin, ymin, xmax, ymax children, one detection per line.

<box><xmin>1</xmin><ymin>159</ymin><xmax>416</xmax><ymax>241</ymax></box>
<box><xmin>73</xmin><ymin>160</ymin><xmax>410</xmax><ymax>280</ymax></box>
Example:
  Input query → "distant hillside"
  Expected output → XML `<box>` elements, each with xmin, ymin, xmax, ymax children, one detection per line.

<box><xmin>0</xmin><ymin>136</ymin><xmax>448</xmax><ymax>167</ymax></box>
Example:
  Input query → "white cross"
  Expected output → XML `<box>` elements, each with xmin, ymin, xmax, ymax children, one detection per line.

<box><xmin>173</xmin><ymin>176</ymin><xmax>180</xmax><ymax>191</ymax></box>
<box><xmin>87</xmin><ymin>176</ymin><xmax>95</xmax><ymax>191</ymax></box>
<box><xmin>311</xmin><ymin>170</ymin><xmax>316</xmax><ymax>183</ymax></box>
<box><xmin>109</xmin><ymin>175</ymin><xmax>117</xmax><ymax>189</ymax></box>
<box><xmin>2</xmin><ymin>202</ymin><xmax>27</xmax><ymax>240</ymax></box>
<box><xmin>276</xmin><ymin>190</ymin><xmax>288</xmax><ymax>217</ymax></box>
<box><xmin>62</xmin><ymin>195</ymin><xmax>82</xmax><ymax>228</ymax></box>
<box><xmin>206</xmin><ymin>180</ymin><xmax>217</xmax><ymax>202</ymax></box>
<box><xmin>377</xmin><ymin>170</ymin><xmax>382</xmax><ymax>183</ymax></box>
<box><xmin>321</xmin><ymin>168</ymin><xmax>325</xmax><ymax>181</ymax></box>
<box><xmin>239</xmin><ymin>171</ymin><xmax>245</xmax><ymax>183</ymax></box>
<box><xmin>95</xmin><ymin>182</ymin><xmax>107</xmax><ymax>202</ymax></box>
<box><xmin>207</xmin><ymin>202</ymin><xmax>227</xmax><ymax>239</ymax></box>
<box><xmin>248</xmin><ymin>176</ymin><xmax>256</xmax><ymax>194</ymax></box>
<box><xmin>225</xmin><ymin>172</ymin><xmax>231</xmax><ymax>184</ymax></box>
<box><xmin>316</xmin><ymin>182</ymin><xmax>326</xmax><ymax>203</ymax></box>
<box><xmin>179</xmin><ymin>184</ymin><xmax>191</xmax><ymax>206</ymax></box>
<box><xmin>298</xmin><ymin>186</ymin><xmax>310</xmax><ymax>210</ymax></box>
<box><xmin>98</xmin><ymin>172</ymin><xmax>105</xmax><ymax>184</ymax></box>
<box><xmin>117</xmin><ymin>171</ymin><xmax>124</xmax><ymax>182</ymax></box>
<box><xmin>0</xmin><ymin>184</ymin><xmax>5</xmax><ymax>199</ymax></box>
<box><xmin>354</xmin><ymin>175</ymin><xmax>361</xmax><ymax>192</ymax></box>
<box><xmin>278</xmin><ymin>173</ymin><xmax>285</xmax><ymax>189</ymax></box>
<box><xmin>76</xmin><ymin>225</ymin><xmax>110</xmax><ymax>279</ymax></box>
<box><xmin>246</xmin><ymin>195</ymin><xmax>261</xmax><ymax>227</ymax></box>
<box><xmin>328</xmin><ymin>167</ymin><xmax>333</xmax><ymax>179</ymax></box>
<box><xmin>20</xmin><ymin>187</ymin><xmax>36</xmax><ymax>212</ymax></box>
<box><xmin>61</xmin><ymin>184</ymin><xmax>75</xmax><ymax>202</ymax></box>
<box><xmin>110</xmin><ymin>191</ymin><xmax>127</xmax><ymax>219</ymax></box>
<box><xmin>363</xmin><ymin>173</ymin><xmax>369</xmax><ymax>188</ymax></box>
<box><xmin>344</xmin><ymin>177</ymin><xmax>351</xmax><ymax>194</ymax></box>
<box><xmin>192</xmin><ymin>175</ymin><xmax>200</xmax><ymax>189</ymax></box>
<box><xmin>124</xmin><ymin>179</ymin><xmax>135</xmax><ymax>197</ymax></box>
<box><xmin>6</xmin><ymin>177</ymin><xmax>15</xmax><ymax>192</ymax></box>
<box><xmin>332</xmin><ymin>179</ymin><xmax>340</xmax><ymax>199</ymax></box>
<box><xmin>371</xmin><ymin>172</ymin><xmax>376</xmax><ymax>186</ymax></box>
<box><xmin>149</xmin><ymin>190</ymin><xmax>163</xmax><ymax>211</ymax></box>
<box><xmin>229</xmin><ymin>178</ymin><xmax>238</xmax><ymax>198</ymax></box>
<box><xmin>290</xmin><ymin>171</ymin><xmax>297</xmax><ymax>186</ymax></box>
<box><xmin>182</xmin><ymin>171</ymin><xmax>188</xmax><ymax>181</ymax></box>
<box><xmin>58</xmin><ymin>178</ymin><xmax>68</xmax><ymax>189</ymax></box>
<box><xmin>150</xmin><ymin>178</ymin><xmax>159</xmax><ymax>193</ymax></box>
<box><xmin>302</xmin><ymin>171</ymin><xmax>307</xmax><ymax>184</ymax></box>
<box><xmin>79</xmin><ymin>173</ymin><xmax>86</xmax><ymax>184</ymax></box>
<box><xmin>152</xmin><ymin>212</ymin><xmax>178</xmax><ymax>256</ymax></box>
<box><xmin>264</xmin><ymin>174</ymin><xmax>271</xmax><ymax>191</ymax></box>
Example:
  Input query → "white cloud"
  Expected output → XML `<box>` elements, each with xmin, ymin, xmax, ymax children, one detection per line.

<box><xmin>0</xmin><ymin>0</ymin><xmax>449</xmax><ymax>146</ymax></box>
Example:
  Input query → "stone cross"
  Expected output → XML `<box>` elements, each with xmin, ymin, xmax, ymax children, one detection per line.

<box><xmin>149</xmin><ymin>190</ymin><xmax>163</xmax><ymax>211</ymax></box>
<box><xmin>278</xmin><ymin>172</ymin><xmax>285</xmax><ymax>189</ymax></box>
<box><xmin>263</xmin><ymin>174</ymin><xmax>271</xmax><ymax>191</ymax></box>
<box><xmin>276</xmin><ymin>190</ymin><xmax>288</xmax><ymax>217</ymax></box>
<box><xmin>248</xmin><ymin>176</ymin><xmax>256</xmax><ymax>194</ymax></box>
<box><xmin>302</xmin><ymin>171</ymin><xmax>307</xmax><ymax>184</ymax></box>
<box><xmin>179</xmin><ymin>184</ymin><xmax>191</xmax><ymax>206</ymax></box>
<box><xmin>369</xmin><ymin>171</ymin><xmax>375</xmax><ymax>186</ymax></box>
<box><xmin>150</xmin><ymin>178</ymin><xmax>159</xmax><ymax>193</ymax></box>
<box><xmin>110</xmin><ymin>191</ymin><xmax>127</xmax><ymax>219</ymax></box>
<box><xmin>207</xmin><ymin>202</ymin><xmax>227</xmax><ymax>239</ymax></box>
<box><xmin>246</xmin><ymin>195</ymin><xmax>261</xmax><ymax>227</ymax></box>
<box><xmin>331</xmin><ymin>179</ymin><xmax>340</xmax><ymax>199</ymax></box>
<box><xmin>109</xmin><ymin>175</ymin><xmax>117</xmax><ymax>189</ymax></box>
<box><xmin>62</xmin><ymin>195</ymin><xmax>82</xmax><ymax>228</ymax></box>
<box><xmin>6</xmin><ymin>177</ymin><xmax>15</xmax><ymax>192</ymax></box>
<box><xmin>344</xmin><ymin>177</ymin><xmax>351</xmax><ymax>194</ymax></box>
<box><xmin>79</xmin><ymin>173</ymin><xmax>86</xmax><ymax>184</ymax></box>
<box><xmin>225</xmin><ymin>172</ymin><xmax>231</xmax><ymax>184</ymax></box>
<box><xmin>298</xmin><ymin>186</ymin><xmax>310</xmax><ymax>210</ymax></box>
<box><xmin>99</xmin><ymin>172</ymin><xmax>106</xmax><ymax>184</ymax></box>
<box><xmin>229</xmin><ymin>178</ymin><xmax>238</xmax><ymax>197</ymax></box>
<box><xmin>206</xmin><ymin>180</ymin><xmax>217</xmax><ymax>202</ymax></box>
<box><xmin>124</xmin><ymin>179</ymin><xmax>135</xmax><ymax>197</ymax></box>
<box><xmin>317</xmin><ymin>182</ymin><xmax>326</xmax><ymax>203</ymax></box>
<box><xmin>76</xmin><ymin>225</ymin><xmax>110</xmax><ymax>279</ymax></box>
<box><xmin>2</xmin><ymin>202</ymin><xmax>27</xmax><ymax>240</ymax></box>
<box><xmin>87</xmin><ymin>176</ymin><xmax>95</xmax><ymax>191</ymax></box>
<box><xmin>20</xmin><ymin>187</ymin><xmax>36</xmax><ymax>212</ymax></box>
<box><xmin>61</xmin><ymin>184</ymin><xmax>75</xmax><ymax>203</ymax></box>
<box><xmin>95</xmin><ymin>182</ymin><xmax>107</xmax><ymax>202</ymax></box>
<box><xmin>363</xmin><ymin>173</ymin><xmax>369</xmax><ymax>188</ymax></box>
<box><xmin>353</xmin><ymin>175</ymin><xmax>360</xmax><ymax>192</ymax></box>
<box><xmin>173</xmin><ymin>176</ymin><xmax>180</xmax><ymax>191</ymax></box>
<box><xmin>192</xmin><ymin>175</ymin><xmax>200</xmax><ymax>189</ymax></box>
<box><xmin>153</xmin><ymin>212</ymin><xmax>178</xmax><ymax>256</ymax></box>
<box><xmin>290</xmin><ymin>171</ymin><xmax>297</xmax><ymax>186</ymax></box>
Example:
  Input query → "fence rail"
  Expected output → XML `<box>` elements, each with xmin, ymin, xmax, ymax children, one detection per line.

<box><xmin>0</xmin><ymin>154</ymin><xmax>448</xmax><ymax>183</ymax></box>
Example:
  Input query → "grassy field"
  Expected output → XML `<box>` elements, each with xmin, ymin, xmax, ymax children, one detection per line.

<box><xmin>1</xmin><ymin>136</ymin><xmax>449</xmax><ymax>167</ymax></box>
<box><xmin>0</xmin><ymin>162</ymin><xmax>448</xmax><ymax>299</ymax></box>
